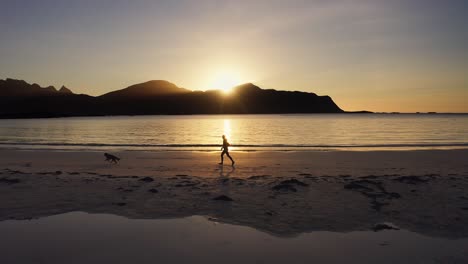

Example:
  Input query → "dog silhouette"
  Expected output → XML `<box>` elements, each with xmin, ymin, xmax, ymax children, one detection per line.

<box><xmin>104</xmin><ymin>153</ymin><xmax>120</xmax><ymax>164</ymax></box>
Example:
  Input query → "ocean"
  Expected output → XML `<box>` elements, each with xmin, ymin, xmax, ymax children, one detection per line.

<box><xmin>0</xmin><ymin>114</ymin><xmax>467</xmax><ymax>151</ymax></box>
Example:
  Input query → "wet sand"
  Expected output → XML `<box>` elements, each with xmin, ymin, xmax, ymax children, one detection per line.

<box><xmin>1</xmin><ymin>212</ymin><xmax>467</xmax><ymax>264</ymax></box>
<box><xmin>1</xmin><ymin>149</ymin><xmax>468</xmax><ymax>240</ymax></box>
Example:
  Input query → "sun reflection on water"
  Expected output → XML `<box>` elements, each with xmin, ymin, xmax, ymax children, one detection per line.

<box><xmin>223</xmin><ymin>119</ymin><xmax>232</xmax><ymax>146</ymax></box>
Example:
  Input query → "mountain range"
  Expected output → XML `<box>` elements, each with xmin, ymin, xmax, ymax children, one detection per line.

<box><xmin>0</xmin><ymin>78</ymin><xmax>357</xmax><ymax>118</ymax></box>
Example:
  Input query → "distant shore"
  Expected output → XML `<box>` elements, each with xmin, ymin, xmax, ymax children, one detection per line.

<box><xmin>0</xmin><ymin>112</ymin><xmax>372</xmax><ymax>119</ymax></box>
<box><xmin>4</xmin><ymin>112</ymin><xmax>468</xmax><ymax>120</ymax></box>
<box><xmin>1</xmin><ymin>149</ymin><xmax>467</xmax><ymax>238</ymax></box>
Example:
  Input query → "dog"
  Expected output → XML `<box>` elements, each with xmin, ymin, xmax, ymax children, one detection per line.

<box><xmin>104</xmin><ymin>153</ymin><xmax>120</xmax><ymax>164</ymax></box>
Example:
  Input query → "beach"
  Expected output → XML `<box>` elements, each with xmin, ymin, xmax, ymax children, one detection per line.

<box><xmin>1</xmin><ymin>149</ymin><xmax>468</xmax><ymax>237</ymax></box>
<box><xmin>1</xmin><ymin>149</ymin><xmax>468</xmax><ymax>263</ymax></box>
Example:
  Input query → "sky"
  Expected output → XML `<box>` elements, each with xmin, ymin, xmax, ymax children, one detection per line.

<box><xmin>0</xmin><ymin>0</ymin><xmax>467</xmax><ymax>112</ymax></box>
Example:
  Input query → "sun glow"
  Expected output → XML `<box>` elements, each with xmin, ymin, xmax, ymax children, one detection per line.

<box><xmin>223</xmin><ymin>119</ymin><xmax>234</xmax><ymax>149</ymax></box>
<box><xmin>209</xmin><ymin>70</ymin><xmax>242</xmax><ymax>93</ymax></box>
<box><xmin>223</xmin><ymin>119</ymin><xmax>231</xmax><ymax>140</ymax></box>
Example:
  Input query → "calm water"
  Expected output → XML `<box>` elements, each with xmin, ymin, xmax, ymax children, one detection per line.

<box><xmin>0</xmin><ymin>114</ymin><xmax>467</xmax><ymax>151</ymax></box>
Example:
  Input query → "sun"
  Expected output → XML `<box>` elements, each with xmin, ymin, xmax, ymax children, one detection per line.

<box><xmin>210</xmin><ymin>71</ymin><xmax>242</xmax><ymax>93</ymax></box>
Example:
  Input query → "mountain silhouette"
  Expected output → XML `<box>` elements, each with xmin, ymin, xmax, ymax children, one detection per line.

<box><xmin>59</xmin><ymin>85</ymin><xmax>73</xmax><ymax>94</ymax></box>
<box><xmin>0</xmin><ymin>78</ymin><xmax>354</xmax><ymax>118</ymax></box>
<box><xmin>0</xmin><ymin>78</ymin><xmax>58</xmax><ymax>96</ymax></box>
<box><xmin>101</xmin><ymin>80</ymin><xmax>190</xmax><ymax>98</ymax></box>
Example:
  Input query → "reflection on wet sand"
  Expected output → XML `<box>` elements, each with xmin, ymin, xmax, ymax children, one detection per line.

<box><xmin>0</xmin><ymin>212</ymin><xmax>467</xmax><ymax>264</ymax></box>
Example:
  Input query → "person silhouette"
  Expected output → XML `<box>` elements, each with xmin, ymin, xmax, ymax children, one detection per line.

<box><xmin>219</xmin><ymin>135</ymin><xmax>235</xmax><ymax>166</ymax></box>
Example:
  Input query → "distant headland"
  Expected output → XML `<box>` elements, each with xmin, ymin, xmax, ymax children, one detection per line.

<box><xmin>0</xmin><ymin>78</ymin><xmax>369</xmax><ymax>118</ymax></box>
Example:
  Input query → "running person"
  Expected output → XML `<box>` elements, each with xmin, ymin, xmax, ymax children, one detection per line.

<box><xmin>219</xmin><ymin>135</ymin><xmax>235</xmax><ymax>166</ymax></box>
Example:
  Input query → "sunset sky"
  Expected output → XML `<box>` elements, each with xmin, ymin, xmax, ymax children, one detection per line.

<box><xmin>1</xmin><ymin>0</ymin><xmax>467</xmax><ymax>112</ymax></box>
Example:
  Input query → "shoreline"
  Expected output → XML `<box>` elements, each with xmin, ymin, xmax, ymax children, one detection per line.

<box><xmin>1</xmin><ymin>145</ymin><xmax>468</xmax><ymax>153</ymax></box>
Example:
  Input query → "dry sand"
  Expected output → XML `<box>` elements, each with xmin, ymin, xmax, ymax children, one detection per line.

<box><xmin>1</xmin><ymin>149</ymin><xmax>468</xmax><ymax>238</ymax></box>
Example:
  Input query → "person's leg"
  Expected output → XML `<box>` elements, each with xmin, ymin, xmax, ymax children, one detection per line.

<box><xmin>219</xmin><ymin>151</ymin><xmax>225</xmax><ymax>164</ymax></box>
<box><xmin>227</xmin><ymin>152</ymin><xmax>235</xmax><ymax>165</ymax></box>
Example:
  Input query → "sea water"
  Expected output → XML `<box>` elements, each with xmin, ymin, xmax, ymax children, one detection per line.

<box><xmin>0</xmin><ymin>114</ymin><xmax>467</xmax><ymax>151</ymax></box>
